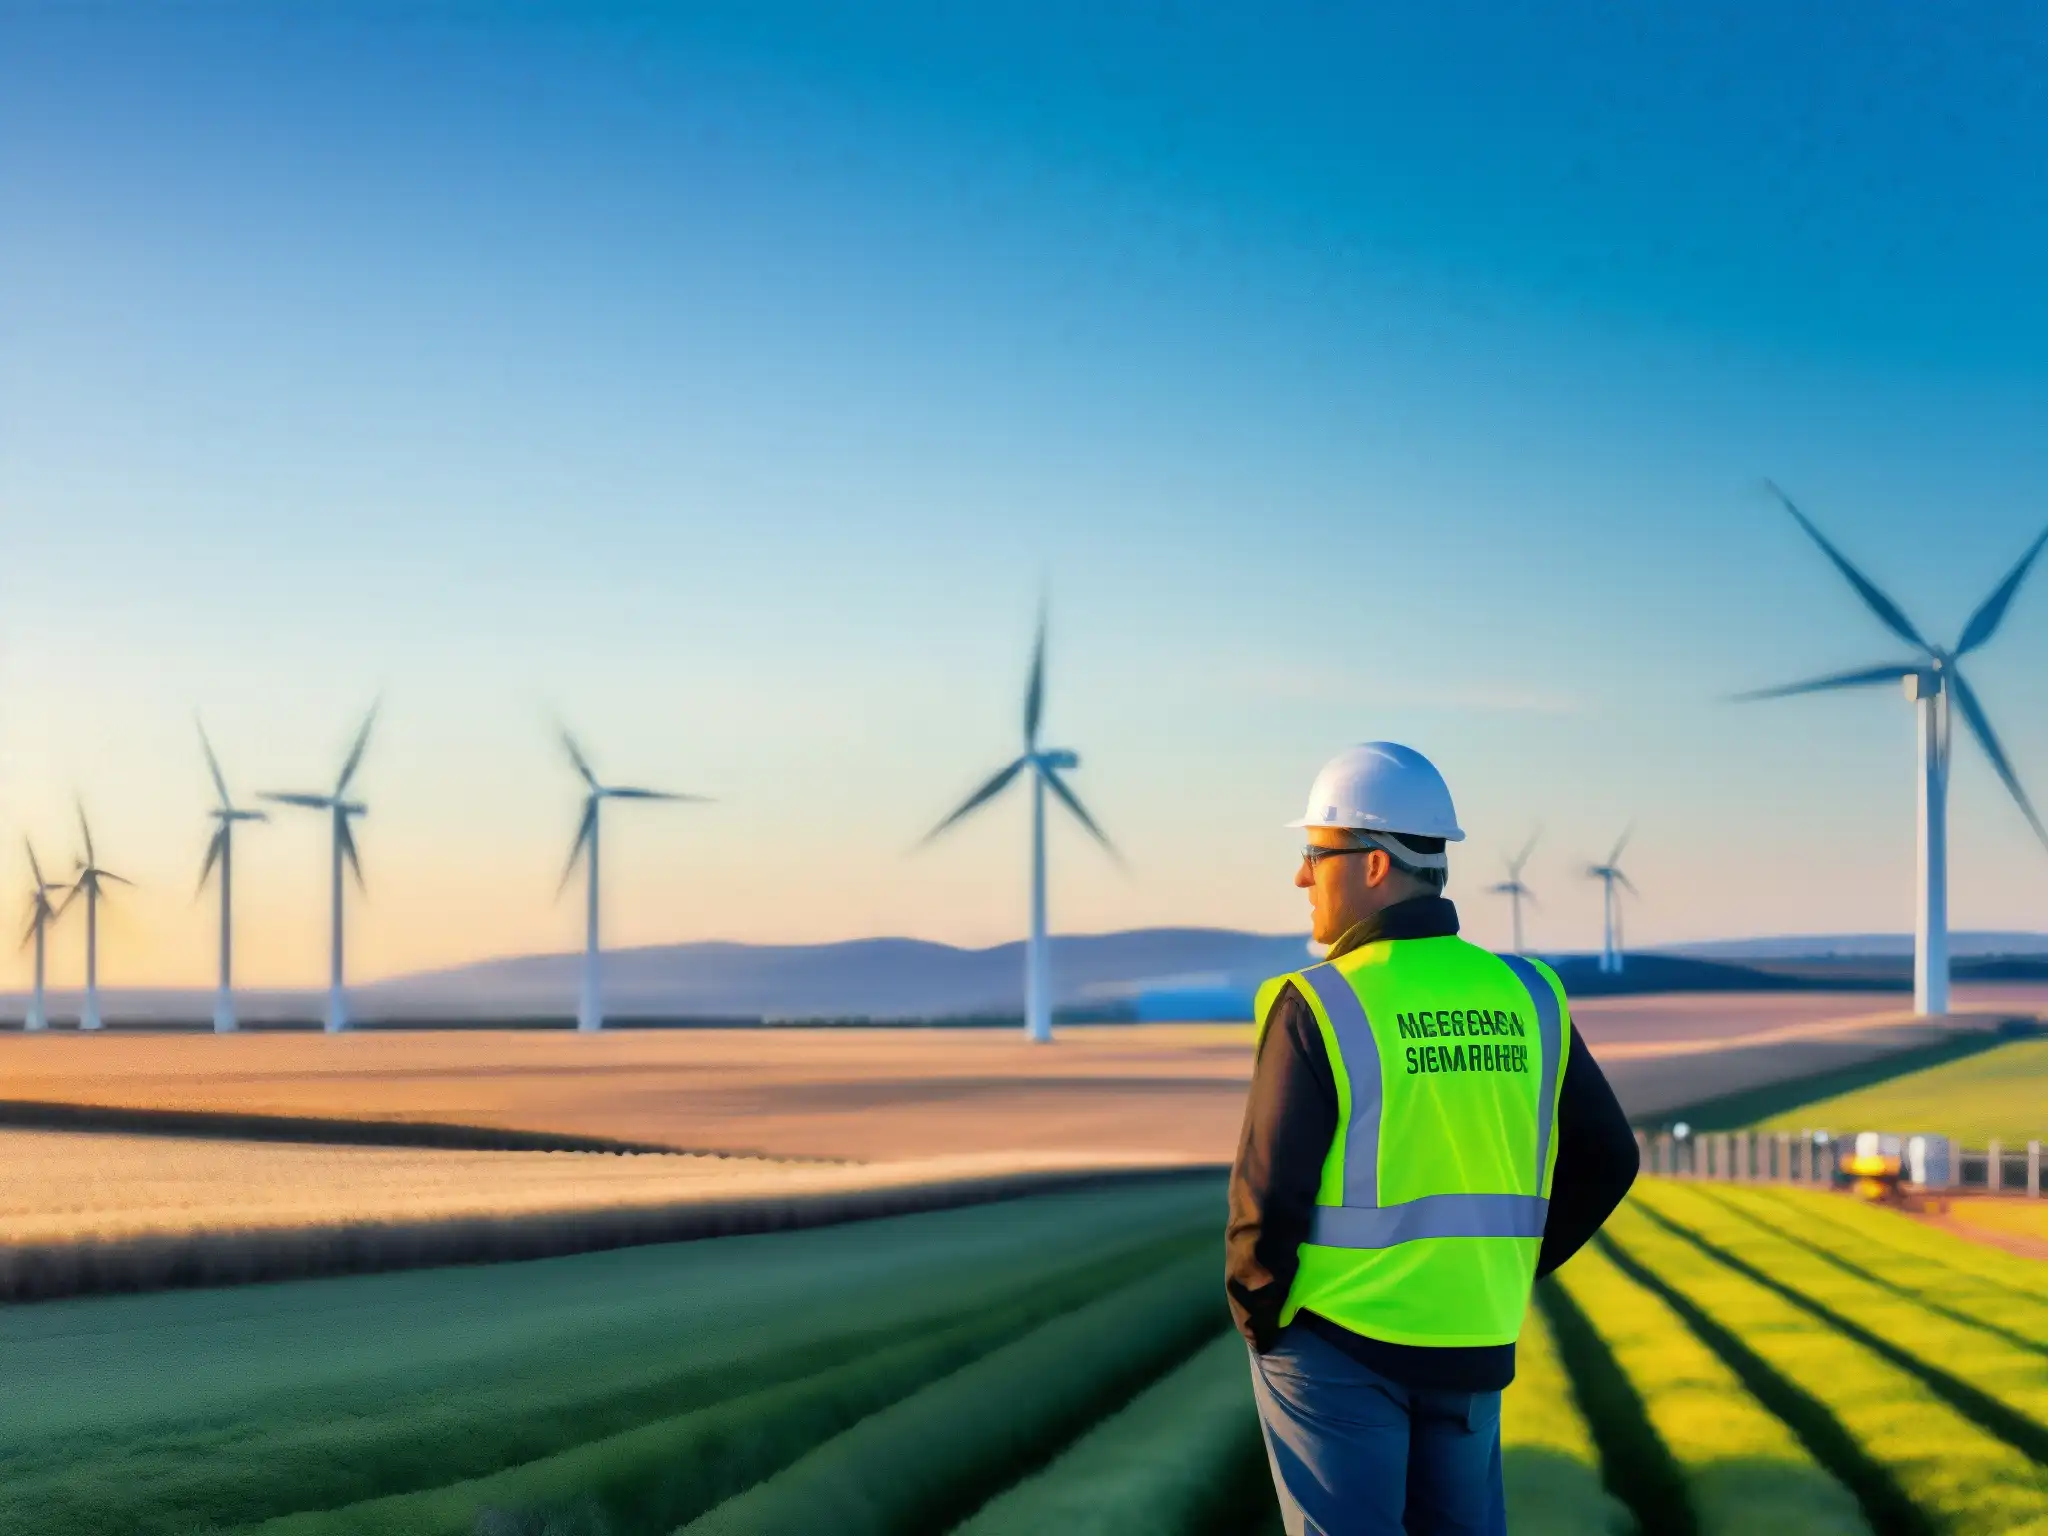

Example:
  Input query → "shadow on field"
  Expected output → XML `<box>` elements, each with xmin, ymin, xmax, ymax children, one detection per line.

<box><xmin>1534</xmin><ymin>1276</ymin><xmax>1693</xmax><ymax>1536</ymax></box>
<box><xmin>1594</xmin><ymin>1231</ymin><xmax>1929</xmax><ymax>1536</ymax></box>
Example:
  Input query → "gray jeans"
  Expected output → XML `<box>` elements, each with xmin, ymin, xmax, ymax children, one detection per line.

<box><xmin>1249</xmin><ymin>1327</ymin><xmax>1508</xmax><ymax>1536</ymax></box>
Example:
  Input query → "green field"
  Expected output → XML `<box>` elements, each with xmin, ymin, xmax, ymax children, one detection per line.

<box><xmin>1753</xmin><ymin>1037</ymin><xmax>2048</xmax><ymax>1145</ymax></box>
<box><xmin>4</xmin><ymin>1174</ymin><xmax>2045</xmax><ymax>1534</ymax></box>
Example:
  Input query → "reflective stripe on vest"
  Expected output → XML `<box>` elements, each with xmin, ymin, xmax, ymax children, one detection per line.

<box><xmin>1294</xmin><ymin>954</ymin><xmax>1563</xmax><ymax>1249</ymax></box>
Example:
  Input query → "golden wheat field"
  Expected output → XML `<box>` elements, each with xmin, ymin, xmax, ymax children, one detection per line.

<box><xmin>0</xmin><ymin>1128</ymin><xmax>1180</xmax><ymax>1245</ymax></box>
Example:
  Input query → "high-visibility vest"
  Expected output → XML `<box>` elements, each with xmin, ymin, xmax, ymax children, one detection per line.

<box><xmin>1253</xmin><ymin>935</ymin><xmax>1569</xmax><ymax>1349</ymax></box>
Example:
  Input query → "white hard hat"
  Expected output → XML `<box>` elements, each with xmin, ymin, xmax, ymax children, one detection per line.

<box><xmin>1287</xmin><ymin>742</ymin><xmax>1465</xmax><ymax>842</ymax></box>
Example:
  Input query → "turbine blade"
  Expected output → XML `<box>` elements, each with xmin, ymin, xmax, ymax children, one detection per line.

<box><xmin>1023</xmin><ymin>603</ymin><xmax>1046</xmax><ymax>750</ymax></box>
<box><xmin>338</xmin><ymin>816</ymin><xmax>366</xmax><ymax>892</ymax></box>
<box><xmin>54</xmin><ymin>883</ymin><xmax>81</xmax><ymax>918</ymax></box>
<box><xmin>102</xmin><ymin>870</ymin><xmax>132</xmax><ymax>887</ymax></box>
<box><xmin>198</xmin><ymin>828</ymin><xmax>226</xmax><ymax>893</ymax></box>
<box><xmin>77</xmin><ymin>804</ymin><xmax>95</xmax><ymax>867</ymax></box>
<box><xmin>199</xmin><ymin>718</ymin><xmax>232</xmax><ymax>806</ymax></box>
<box><xmin>24</xmin><ymin>840</ymin><xmax>42</xmax><ymax>888</ymax></box>
<box><xmin>923</xmin><ymin>758</ymin><xmax>1027</xmax><ymax>843</ymax></box>
<box><xmin>604</xmin><ymin>787</ymin><xmax>710</xmax><ymax>803</ymax></box>
<box><xmin>1043</xmin><ymin>765</ymin><xmax>1121</xmax><ymax>862</ymax></box>
<box><xmin>1608</xmin><ymin>823</ymin><xmax>1634</xmax><ymax>865</ymax></box>
<box><xmin>1730</xmin><ymin>663</ymin><xmax>1919</xmax><ymax>702</ymax></box>
<box><xmin>1767</xmin><ymin>482</ymin><xmax>1932</xmax><ymax>653</ymax></box>
<box><xmin>557</xmin><ymin>800</ymin><xmax>597</xmax><ymax>895</ymax></box>
<box><xmin>1510</xmin><ymin>829</ymin><xmax>1540</xmax><ymax>875</ymax></box>
<box><xmin>335</xmin><ymin>703</ymin><xmax>379</xmax><ymax>794</ymax></box>
<box><xmin>1616</xmin><ymin>871</ymin><xmax>1640</xmax><ymax>897</ymax></box>
<box><xmin>262</xmin><ymin>792</ymin><xmax>334</xmax><ymax>810</ymax></box>
<box><xmin>1957</xmin><ymin>526</ymin><xmax>2048</xmax><ymax>655</ymax></box>
<box><xmin>1950</xmin><ymin>671</ymin><xmax>2048</xmax><ymax>851</ymax></box>
<box><xmin>560</xmin><ymin>728</ymin><xmax>599</xmax><ymax>790</ymax></box>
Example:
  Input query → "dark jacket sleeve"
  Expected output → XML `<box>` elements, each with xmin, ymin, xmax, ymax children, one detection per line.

<box><xmin>1226</xmin><ymin>983</ymin><xmax>1336</xmax><ymax>1352</ymax></box>
<box><xmin>1535</xmin><ymin>1024</ymin><xmax>1638</xmax><ymax>1277</ymax></box>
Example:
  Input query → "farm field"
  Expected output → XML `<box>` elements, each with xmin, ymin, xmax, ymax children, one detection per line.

<box><xmin>0</xmin><ymin>1128</ymin><xmax>1174</xmax><ymax>1246</ymax></box>
<box><xmin>1</xmin><ymin>988</ymin><xmax>2035</xmax><ymax>1167</ymax></box>
<box><xmin>0</xmin><ymin>1027</ymin><xmax>1253</xmax><ymax>1163</ymax></box>
<box><xmin>1753</xmin><ymin>1036</ymin><xmax>2048</xmax><ymax>1146</ymax></box>
<box><xmin>4</xmin><ymin>1172</ymin><xmax>2044</xmax><ymax>1534</ymax></box>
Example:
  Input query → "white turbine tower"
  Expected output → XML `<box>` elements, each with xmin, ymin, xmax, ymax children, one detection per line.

<box><xmin>558</xmin><ymin>730</ymin><xmax>708</xmax><ymax>1034</ymax></box>
<box><xmin>924</xmin><ymin>610</ymin><xmax>1117</xmax><ymax>1044</ymax></box>
<box><xmin>198</xmin><ymin>723</ymin><xmax>269</xmax><ymax>1033</ymax></box>
<box><xmin>1586</xmin><ymin>826</ymin><xmax>1636</xmax><ymax>975</ymax></box>
<box><xmin>262</xmin><ymin>707</ymin><xmax>376</xmax><ymax>1033</ymax></box>
<box><xmin>1488</xmin><ymin>831</ymin><xmax>1540</xmax><ymax>952</ymax></box>
<box><xmin>60</xmin><ymin>807</ymin><xmax>130</xmax><ymax>1031</ymax></box>
<box><xmin>21</xmin><ymin>842</ymin><xmax>66</xmax><ymax>1032</ymax></box>
<box><xmin>1739</xmin><ymin>485</ymin><xmax>2048</xmax><ymax>1017</ymax></box>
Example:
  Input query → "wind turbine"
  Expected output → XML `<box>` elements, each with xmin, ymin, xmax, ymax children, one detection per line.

<box><xmin>21</xmin><ymin>843</ymin><xmax>66</xmax><ymax>1032</ymax></box>
<box><xmin>1488</xmin><ymin>831</ymin><xmax>1540</xmax><ymax>952</ymax></box>
<box><xmin>923</xmin><ymin>609</ymin><xmax>1117</xmax><ymax>1044</ymax></box>
<box><xmin>198</xmin><ymin>723</ymin><xmax>268</xmax><ymax>1033</ymax></box>
<box><xmin>59</xmin><ymin>807</ymin><xmax>130</xmax><ymax>1031</ymax></box>
<box><xmin>1738</xmin><ymin>485</ymin><xmax>2048</xmax><ymax>1016</ymax></box>
<box><xmin>262</xmin><ymin>707</ymin><xmax>376</xmax><ymax>1033</ymax></box>
<box><xmin>558</xmin><ymin>729</ymin><xmax>708</xmax><ymax>1033</ymax></box>
<box><xmin>1586</xmin><ymin>827</ymin><xmax>1636</xmax><ymax>975</ymax></box>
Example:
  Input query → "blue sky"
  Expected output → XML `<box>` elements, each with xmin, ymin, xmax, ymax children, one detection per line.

<box><xmin>4</xmin><ymin>3</ymin><xmax>2048</xmax><ymax>986</ymax></box>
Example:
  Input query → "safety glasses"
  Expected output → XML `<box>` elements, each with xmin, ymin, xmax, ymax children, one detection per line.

<box><xmin>1299</xmin><ymin>842</ymin><xmax>1372</xmax><ymax>871</ymax></box>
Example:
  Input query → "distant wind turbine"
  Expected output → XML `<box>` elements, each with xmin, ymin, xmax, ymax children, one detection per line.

<box><xmin>1488</xmin><ymin>831</ymin><xmax>1540</xmax><ymax>953</ymax></box>
<box><xmin>923</xmin><ymin>608</ymin><xmax>1117</xmax><ymax>1044</ymax></box>
<box><xmin>21</xmin><ymin>842</ymin><xmax>66</xmax><ymax>1032</ymax></box>
<box><xmin>262</xmin><ymin>706</ymin><xmax>376</xmax><ymax>1033</ymax></box>
<box><xmin>1737</xmin><ymin>485</ymin><xmax>2048</xmax><ymax>1016</ymax></box>
<box><xmin>59</xmin><ymin>807</ymin><xmax>130</xmax><ymax>1031</ymax></box>
<box><xmin>558</xmin><ymin>729</ymin><xmax>709</xmax><ymax>1033</ymax></box>
<box><xmin>1586</xmin><ymin>826</ymin><xmax>1636</xmax><ymax>975</ymax></box>
<box><xmin>198</xmin><ymin>722</ymin><xmax>269</xmax><ymax>1033</ymax></box>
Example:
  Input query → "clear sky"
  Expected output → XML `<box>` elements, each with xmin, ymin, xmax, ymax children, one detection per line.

<box><xmin>4</xmin><ymin>3</ymin><xmax>2048</xmax><ymax>988</ymax></box>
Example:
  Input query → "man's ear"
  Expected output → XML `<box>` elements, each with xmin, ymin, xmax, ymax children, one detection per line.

<box><xmin>1363</xmin><ymin>848</ymin><xmax>1392</xmax><ymax>888</ymax></box>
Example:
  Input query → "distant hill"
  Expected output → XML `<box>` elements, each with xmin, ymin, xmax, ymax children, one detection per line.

<box><xmin>1665</xmin><ymin>932</ymin><xmax>2048</xmax><ymax>961</ymax></box>
<box><xmin>20</xmin><ymin>926</ymin><xmax>2044</xmax><ymax>1029</ymax></box>
<box><xmin>364</xmin><ymin>929</ymin><xmax>1318</xmax><ymax>1023</ymax></box>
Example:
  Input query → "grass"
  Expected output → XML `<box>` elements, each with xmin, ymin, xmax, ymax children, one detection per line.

<box><xmin>950</xmin><ymin>1330</ymin><xmax>1269</xmax><ymax>1536</ymax></box>
<box><xmin>1552</xmin><ymin>1240</ymin><xmax>1868</xmax><ymax>1534</ymax></box>
<box><xmin>1631</xmin><ymin>1184</ymin><xmax>2048</xmax><ymax>1461</ymax></box>
<box><xmin>679</xmin><ymin>1249</ymin><xmax>1224</xmax><ymax>1535</ymax></box>
<box><xmin>1607</xmin><ymin>1192</ymin><xmax>2048</xmax><ymax>1534</ymax></box>
<box><xmin>1751</xmin><ymin>1038</ymin><xmax>2048</xmax><ymax>1146</ymax></box>
<box><xmin>1501</xmin><ymin>1299</ymin><xmax>1636</xmax><ymax>1536</ymax></box>
<box><xmin>1693</xmin><ymin>1185</ymin><xmax>2048</xmax><ymax>1348</ymax></box>
<box><xmin>1648</xmin><ymin>1033</ymin><xmax>2022</xmax><ymax>1135</ymax></box>
<box><xmin>0</xmin><ymin>1178</ymin><xmax>1223</xmax><ymax>1536</ymax></box>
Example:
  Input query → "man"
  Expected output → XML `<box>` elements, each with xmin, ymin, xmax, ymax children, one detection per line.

<box><xmin>1229</xmin><ymin>742</ymin><xmax>1638</xmax><ymax>1535</ymax></box>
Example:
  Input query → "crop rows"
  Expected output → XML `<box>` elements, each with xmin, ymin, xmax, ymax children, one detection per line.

<box><xmin>8</xmin><ymin>1172</ymin><xmax>2046</xmax><ymax>1534</ymax></box>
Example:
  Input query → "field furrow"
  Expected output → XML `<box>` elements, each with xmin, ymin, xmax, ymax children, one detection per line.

<box><xmin>0</xmin><ymin>1180</ymin><xmax>1221</xmax><ymax>1536</ymax></box>
<box><xmin>1554</xmin><ymin>1240</ymin><xmax>1868</xmax><ymax>1535</ymax></box>
<box><xmin>950</xmin><ymin>1330</ymin><xmax>1268</xmax><ymax>1536</ymax></box>
<box><xmin>1502</xmin><ymin>1300</ymin><xmax>1637</xmax><ymax>1536</ymax></box>
<box><xmin>1693</xmin><ymin>1185</ymin><xmax>2048</xmax><ymax>1352</ymax></box>
<box><xmin>1634</xmin><ymin>1182</ymin><xmax>2048</xmax><ymax>1459</ymax></box>
<box><xmin>679</xmin><ymin>1248</ymin><xmax>1225</xmax><ymax>1536</ymax></box>
<box><xmin>1603</xmin><ymin>1200</ymin><xmax>2048</xmax><ymax>1535</ymax></box>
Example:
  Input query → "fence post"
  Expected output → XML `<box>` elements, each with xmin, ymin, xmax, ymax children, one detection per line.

<box><xmin>1776</xmin><ymin>1132</ymin><xmax>1791</xmax><ymax>1182</ymax></box>
<box><xmin>1988</xmin><ymin>1139</ymin><xmax>2003</xmax><ymax>1195</ymax></box>
<box><xmin>2029</xmin><ymin>1141</ymin><xmax>2041</xmax><ymax>1200</ymax></box>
